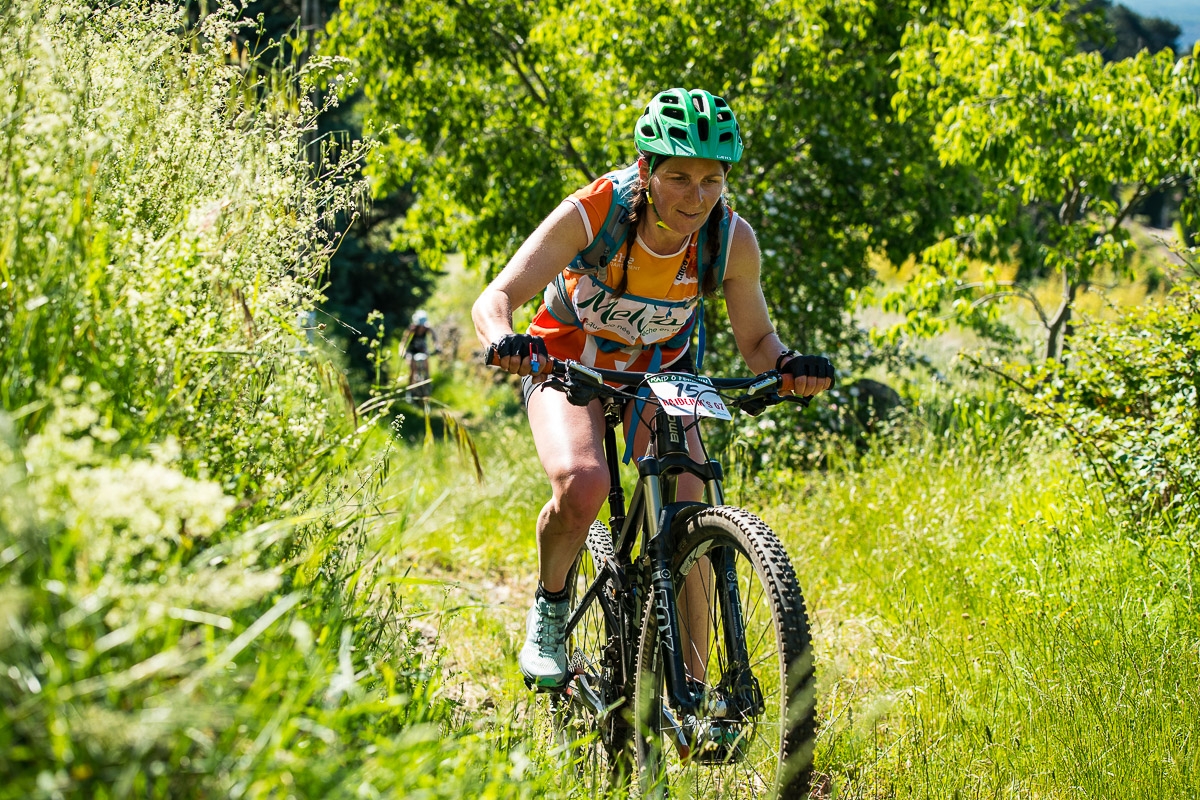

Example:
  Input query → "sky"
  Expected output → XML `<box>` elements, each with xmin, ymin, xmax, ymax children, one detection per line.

<box><xmin>1119</xmin><ymin>0</ymin><xmax>1200</xmax><ymax>51</ymax></box>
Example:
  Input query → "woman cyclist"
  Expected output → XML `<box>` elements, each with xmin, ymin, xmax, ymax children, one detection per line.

<box><xmin>472</xmin><ymin>88</ymin><xmax>834</xmax><ymax>689</ymax></box>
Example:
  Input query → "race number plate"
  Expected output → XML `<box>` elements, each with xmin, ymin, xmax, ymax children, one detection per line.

<box><xmin>645</xmin><ymin>374</ymin><xmax>732</xmax><ymax>420</ymax></box>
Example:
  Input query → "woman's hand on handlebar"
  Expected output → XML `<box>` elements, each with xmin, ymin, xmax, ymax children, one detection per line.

<box><xmin>777</xmin><ymin>352</ymin><xmax>835</xmax><ymax>398</ymax></box>
<box><xmin>484</xmin><ymin>333</ymin><xmax>551</xmax><ymax>380</ymax></box>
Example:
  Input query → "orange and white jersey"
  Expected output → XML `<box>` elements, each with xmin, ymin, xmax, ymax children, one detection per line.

<box><xmin>529</xmin><ymin>171</ymin><xmax>737</xmax><ymax>372</ymax></box>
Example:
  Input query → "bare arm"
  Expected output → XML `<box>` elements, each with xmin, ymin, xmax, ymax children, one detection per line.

<box><xmin>722</xmin><ymin>217</ymin><xmax>787</xmax><ymax>373</ymax></box>
<box><xmin>472</xmin><ymin>200</ymin><xmax>589</xmax><ymax>374</ymax></box>
<box><xmin>722</xmin><ymin>217</ymin><xmax>830</xmax><ymax>396</ymax></box>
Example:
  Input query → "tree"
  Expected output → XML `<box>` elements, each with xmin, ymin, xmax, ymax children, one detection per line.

<box><xmin>884</xmin><ymin>1</ymin><xmax>1200</xmax><ymax>361</ymax></box>
<box><xmin>324</xmin><ymin>0</ymin><xmax>974</xmax><ymax>357</ymax></box>
<box><xmin>202</xmin><ymin>0</ymin><xmax>436</xmax><ymax>387</ymax></box>
<box><xmin>1083</xmin><ymin>1</ymin><xmax>1183</xmax><ymax>62</ymax></box>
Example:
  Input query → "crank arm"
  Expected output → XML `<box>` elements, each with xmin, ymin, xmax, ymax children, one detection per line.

<box><xmin>569</xmin><ymin>672</ymin><xmax>609</xmax><ymax>718</ymax></box>
<box><xmin>568</xmin><ymin>672</ymin><xmax>627</xmax><ymax>722</ymax></box>
<box><xmin>658</xmin><ymin>705</ymin><xmax>692</xmax><ymax>760</ymax></box>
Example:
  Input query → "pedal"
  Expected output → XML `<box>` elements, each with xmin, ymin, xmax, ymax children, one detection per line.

<box><xmin>525</xmin><ymin>670</ymin><xmax>574</xmax><ymax>693</ymax></box>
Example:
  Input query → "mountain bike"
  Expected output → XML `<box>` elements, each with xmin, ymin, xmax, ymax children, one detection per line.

<box><xmin>406</xmin><ymin>351</ymin><xmax>431</xmax><ymax>400</ymax></box>
<box><xmin>509</xmin><ymin>357</ymin><xmax>818</xmax><ymax>799</ymax></box>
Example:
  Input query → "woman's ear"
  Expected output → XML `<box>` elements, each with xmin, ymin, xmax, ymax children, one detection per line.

<box><xmin>637</xmin><ymin>155</ymin><xmax>650</xmax><ymax>184</ymax></box>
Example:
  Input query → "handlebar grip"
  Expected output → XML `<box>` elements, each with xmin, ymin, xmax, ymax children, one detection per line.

<box><xmin>484</xmin><ymin>344</ymin><xmax>563</xmax><ymax>377</ymax></box>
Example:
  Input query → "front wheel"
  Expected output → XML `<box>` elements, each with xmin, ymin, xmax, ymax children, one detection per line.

<box><xmin>633</xmin><ymin>506</ymin><xmax>816</xmax><ymax>799</ymax></box>
<box><xmin>554</xmin><ymin>521</ymin><xmax>633</xmax><ymax>789</ymax></box>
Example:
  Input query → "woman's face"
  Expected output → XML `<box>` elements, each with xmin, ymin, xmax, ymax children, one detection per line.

<box><xmin>646</xmin><ymin>157</ymin><xmax>727</xmax><ymax>236</ymax></box>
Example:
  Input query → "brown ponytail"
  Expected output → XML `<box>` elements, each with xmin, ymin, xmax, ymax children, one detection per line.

<box><xmin>701</xmin><ymin>196</ymin><xmax>725</xmax><ymax>298</ymax></box>
<box><xmin>609</xmin><ymin>174</ymin><xmax>648</xmax><ymax>299</ymax></box>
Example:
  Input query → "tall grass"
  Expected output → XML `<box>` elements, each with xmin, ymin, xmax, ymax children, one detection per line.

<box><xmin>762</xmin><ymin>429</ymin><xmax>1200</xmax><ymax>798</ymax></box>
<box><xmin>377</xmin><ymin>354</ymin><xmax>1200</xmax><ymax>798</ymax></box>
<box><xmin>0</xmin><ymin>2</ymin><xmax>555</xmax><ymax>797</ymax></box>
<box><xmin>357</xmin><ymin>286</ymin><xmax>1200</xmax><ymax>798</ymax></box>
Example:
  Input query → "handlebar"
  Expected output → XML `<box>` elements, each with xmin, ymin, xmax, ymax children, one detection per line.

<box><xmin>485</xmin><ymin>347</ymin><xmax>811</xmax><ymax>415</ymax></box>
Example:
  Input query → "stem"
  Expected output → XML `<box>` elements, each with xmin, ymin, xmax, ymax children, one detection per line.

<box><xmin>1044</xmin><ymin>276</ymin><xmax>1080</xmax><ymax>361</ymax></box>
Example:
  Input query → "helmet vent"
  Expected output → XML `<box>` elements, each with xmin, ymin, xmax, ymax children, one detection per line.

<box><xmin>719</xmin><ymin>132</ymin><xmax>733</xmax><ymax>142</ymax></box>
<box><xmin>661</xmin><ymin>95</ymin><xmax>681</xmax><ymax>104</ymax></box>
<box><xmin>662</xmin><ymin>106</ymin><xmax>686</xmax><ymax>121</ymax></box>
<box><xmin>717</xmin><ymin>110</ymin><xmax>732</xmax><ymax>122</ymax></box>
<box><xmin>668</xmin><ymin>126</ymin><xmax>689</xmax><ymax>140</ymax></box>
<box><xmin>697</xmin><ymin>117</ymin><xmax>710</xmax><ymax>142</ymax></box>
<box><xmin>714</xmin><ymin>97</ymin><xmax>728</xmax><ymax>108</ymax></box>
<box><xmin>692</xmin><ymin>95</ymin><xmax>705</xmax><ymax>113</ymax></box>
<box><xmin>641</xmin><ymin>124</ymin><xmax>656</xmax><ymax>137</ymax></box>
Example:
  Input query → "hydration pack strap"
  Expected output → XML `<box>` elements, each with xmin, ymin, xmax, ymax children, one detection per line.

<box><xmin>578</xmin><ymin>165</ymin><xmax>639</xmax><ymax>271</ymax></box>
<box><xmin>622</xmin><ymin>346</ymin><xmax>663</xmax><ymax>464</ymax></box>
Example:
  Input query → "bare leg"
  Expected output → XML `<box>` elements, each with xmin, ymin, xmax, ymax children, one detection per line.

<box><xmin>526</xmin><ymin>387</ymin><xmax>609</xmax><ymax>593</ymax></box>
<box><xmin>678</xmin><ymin>555</ymin><xmax>712</xmax><ymax>684</ymax></box>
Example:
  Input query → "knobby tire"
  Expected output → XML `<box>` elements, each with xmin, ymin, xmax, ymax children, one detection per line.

<box><xmin>632</xmin><ymin>506</ymin><xmax>816</xmax><ymax>799</ymax></box>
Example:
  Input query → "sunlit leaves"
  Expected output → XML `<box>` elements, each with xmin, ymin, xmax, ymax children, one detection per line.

<box><xmin>1012</xmin><ymin>286</ymin><xmax>1200</xmax><ymax>529</ymax></box>
<box><xmin>327</xmin><ymin>0</ymin><xmax>967</xmax><ymax>356</ymax></box>
<box><xmin>885</xmin><ymin>1</ymin><xmax>1200</xmax><ymax>359</ymax></box>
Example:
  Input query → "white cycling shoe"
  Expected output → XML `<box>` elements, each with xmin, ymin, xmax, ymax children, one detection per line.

<box><xmin>519</xmin><ymin>595</ymin><xmax>570</xmax><ymax>689</ymax></box>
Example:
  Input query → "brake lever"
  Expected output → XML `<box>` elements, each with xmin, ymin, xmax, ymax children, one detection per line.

<box><xmin>739</xmin><ymin>397</ymin><xmax>770</xmax><ymax>417</ymax></box>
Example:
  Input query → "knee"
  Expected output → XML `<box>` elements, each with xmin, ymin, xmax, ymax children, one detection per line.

<box><xmin>549</xmin><ymin>464</ymin><xmax>610</xmax><ymax>532</ymax></box>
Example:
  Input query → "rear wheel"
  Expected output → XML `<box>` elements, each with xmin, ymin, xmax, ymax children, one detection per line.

<box><xmin>409</xmin><ymin>354</ymin><xmax>430</xmax><ymax>398</ymax></box>
<box><xmin>633</xmin><ymin>507</ymin><xmax>816</xmax><ymax>799</ymax></box>
<box><xmin>554</xmin><ymin>520</ymin><xmax>633</xmax><ymax>788</ymax></box>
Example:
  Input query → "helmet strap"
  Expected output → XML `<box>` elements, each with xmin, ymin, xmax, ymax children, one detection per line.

<box><xmin>646</xmin><ymin>188</ymin><xmax>675</xmax><ymax>232</ymax></box>
<box><xmin>639</xmin><ymin>154</ymin><xmax>674</xmax><ymax>232</ymax></box>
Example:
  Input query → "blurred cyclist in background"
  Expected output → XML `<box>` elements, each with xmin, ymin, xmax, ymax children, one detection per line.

<box><xmin>404</xmin><ymin>309</ymin><xmax>435</xmax><ymax>400</ymax></box>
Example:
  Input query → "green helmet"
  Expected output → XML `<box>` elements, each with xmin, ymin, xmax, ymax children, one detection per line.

<box><xmin>634</xmin><ymin>88</ymin><xmax>743</xmax><ymax>164</ymax></box>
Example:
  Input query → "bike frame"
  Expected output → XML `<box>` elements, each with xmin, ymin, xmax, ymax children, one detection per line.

<box><xmin>564</xmin><ymin>398</ymin><xmax>756</xmax><ymax>720</ymax></box>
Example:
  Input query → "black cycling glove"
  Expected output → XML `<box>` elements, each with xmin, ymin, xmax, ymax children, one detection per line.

<box><xmin>485</xmin><ymin>333</ymin><xmax>550</xmax><ymax>370</ymax></box>
<box><xmin>777</xmin><ymin>351</ymin><xmax>835</xmax><ymax>383</ymax></box>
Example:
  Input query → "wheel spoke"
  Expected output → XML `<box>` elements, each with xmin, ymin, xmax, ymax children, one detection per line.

<box><xmin>559</xmin><ymin>521</ymin><xmax>632</xmax><ymax>791</ymax></box>
<box><xmin>634</xmin><ymin>512</ymin><xmax>815</xmax><ymax>799</ymax></box>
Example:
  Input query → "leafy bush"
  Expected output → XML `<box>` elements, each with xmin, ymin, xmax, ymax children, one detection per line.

<box><xmin>1011</xmin><ymin>283</ymin><xmax>1200</xmax><ymax>535</ymax></box>
<box><xmin>0</xmin><ymin>3</ymin><xmax>550</xmax><ymax>797</ymax></box>
<box><xmin>710</xmin><ymin>364</ymin><xmax>1028</xmax><ymax>489</ymax></box>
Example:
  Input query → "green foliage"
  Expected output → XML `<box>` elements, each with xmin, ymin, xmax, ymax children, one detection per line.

<box><xmin>771</xmin><ymin>433</ymin><xmax>1200</xmax><ymax>796</ymax></box>
<box><xmin>199</xmin><ymin>0</ymin><xmax>438</xmax><ymax>390</ymax></box>
<box><xmin>885</xmin><ymin>1</ymin><xmax>1200</xmax><ymax>360</ymax></box>
<box><xmin>0</xmin><ymin>3</ymin><xmax>556</xmax><ymax>796</ymax></box>
<box><xmin>325</xmin><ymin>0</ymin><xmax>972</xmax><ymax>355</ymax></box>
<box><xmin>1006</xmin><ymin>283</ymin><xmax>1200</xmax><ymax>534</ymax></box>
